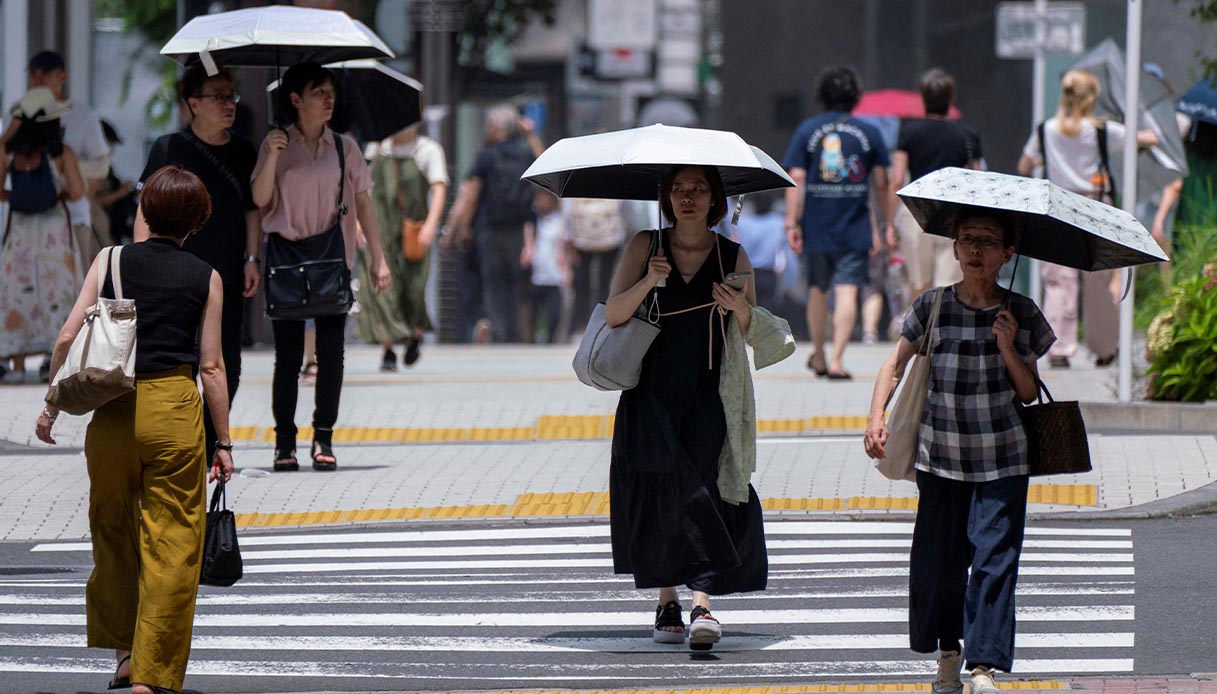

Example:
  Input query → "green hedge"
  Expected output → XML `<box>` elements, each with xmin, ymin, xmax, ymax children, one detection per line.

<box><xmin>1144</xmin><ymin>224</ymin><xmax>1217</xmax><ymax>401</ymax></box>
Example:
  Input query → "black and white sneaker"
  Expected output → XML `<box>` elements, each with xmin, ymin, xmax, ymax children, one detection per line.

<box><xmin>380</xmin><ymin>348</ymin><xmax>398</xmax><ymax>372</ymax></box>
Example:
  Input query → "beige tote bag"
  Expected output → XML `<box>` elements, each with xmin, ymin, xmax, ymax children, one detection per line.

<box><xmin>876</xmin><ymin>288</ymin><xmax>944</xmax><ymax>482</ymax></box>
<box><xmin>46</xmin><ymin>246</ymin><xmax>137</xmax><ymax>415</ymax></box>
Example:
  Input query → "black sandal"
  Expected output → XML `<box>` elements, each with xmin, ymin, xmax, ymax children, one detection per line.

<box><xmin>311</xmin><ymin>428</ymin><xmax>336</xmax><ymax>472</ymax></box>
<box><xmin>688</xmin><ymin>605</ymin><xmax>721</xmax><ymax>651</ymax></box>
<box><xmin>653</xmin><ymin>600</ymin><xmax>686</xmax><ymax>644</ymax></box>
<box><xmin>273</xmin><ymin>443</ymin><xmax>298</xmax><ymax>472</ymax></box>
<box><xmin>107</xmin><ymin>654</ymin><xmax>131</xmax><ymax>689</ymax></box>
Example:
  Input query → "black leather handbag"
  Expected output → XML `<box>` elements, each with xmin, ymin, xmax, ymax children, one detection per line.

<box><xmin>264</xmin><ymin>136</ymin><xmax>353</xmax><ymax>320</ymax></box>
<box><xmin>200</xmin><ymin>477</ymin><xmax>243</xmax><ymax>587</ymax></box>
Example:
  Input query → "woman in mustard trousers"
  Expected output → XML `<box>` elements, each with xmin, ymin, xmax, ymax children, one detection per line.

<box><xmin>35</xmin><ymin>165</ymin><xmax>235</xmax><ymax>694</ymax></box>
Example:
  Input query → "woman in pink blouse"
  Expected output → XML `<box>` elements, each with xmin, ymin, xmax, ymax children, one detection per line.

<box><xmin>252</xmin><ymin>62</ymin><xmax>391</xmax><ymax>472</ymax></box>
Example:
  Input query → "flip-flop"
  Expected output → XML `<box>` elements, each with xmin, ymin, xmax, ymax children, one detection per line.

<box><xmin>107</xmin><ymin>654</ymin><xmax>131</xmax><ymax>690</ymax></box>
<box><xmin>806</xmin><ymin>353</ymin><xmax>828</xmax><ymax>376</ymax></box>
<box><xmin>825</xmin><ymin>371</ymin><xmax>853</xmax><ymax>380</ymax></box>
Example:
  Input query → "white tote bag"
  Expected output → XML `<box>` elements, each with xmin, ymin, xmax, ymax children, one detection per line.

<box><xmin>45</xmin><ymin>246</ymin><xmax>137</xmax><ymax>415</ymax></box>
<box><xmin>876</xmin><ymin>288</ymin><xmax>944</xmax><ymax>482</ymax></box>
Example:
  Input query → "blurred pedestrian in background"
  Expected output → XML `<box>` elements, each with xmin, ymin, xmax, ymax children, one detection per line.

<box><xmin>562</xmin><ymin>196</ymin><xmax>627</xmax><ymax>337</ymax></box>
<box><xmin>783</xmin><ymin>66</ymin><xmax>890</xmax><ymax>380</ymax></box>
<box><xmin>356</xmin><ymin>122</ymin><xmax>448</xmax><ymax>370</ymax></box>
<box><xmin>0</xmin><ymin>87</ymin><xmax>84</xmax><ymax>384</ymax></box>
<box><xmin>94</xmin><ymin>120</ymin><xmax>137</xmax><ymax>246</ymax></box>
<box><xmin>606</xmin><ymin>164</ymin><xmax>767</xmax><ymax>652</ymax></box>
<box><xmin>1017</xmin><ymin>70</ymin><xmax>1158</xmax><ymax>368</ymax></box>
<box><xmin>137</xmin><ymin>64</ymin><xmax>260</xmax><ymax>465</ymax></box>
<box><xmin>252</xmin><ymin>62</ymin><xmax>390</xmax><ymax>472</ymax></box>
<box><xmin>864</xmin><ymin>208</ymin><xmax>1054</xmax><ymax>694</ymax></box>
<box><xmin>35</xmin><ymin>165</ymin><xmax>234</xmax><ymax>694</ymax></box>
<box><xmin>730</xmin><ymin>190</ymin><xmax>785</xmax><ymax>308</ymax></box>
<box><xmin>886</xmin><ymin>68</ymin><xmax>983</xmax><ymax>308</ymax></box>
<box><xmin>445</xmin><ymin>105</ymin><xmax>543</xmax><ymax>343</ymax></box>
<box><xmin>524</xmin><ymin>189</ymin><xmax>567</xmax><ymax>343</ymax></box>
<box><xmin>22</xmin><ymin>51</ymin><xmax>111</xmax><ymax>269</ymax></box>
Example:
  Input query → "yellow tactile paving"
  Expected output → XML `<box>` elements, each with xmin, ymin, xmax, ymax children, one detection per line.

<box><xmin>439</xmin><ymin>682</ymin><xmax>1066</xmax><ymax>694</ymax></box>
<box><xmin>237</xmin><ymin>412</ymin><xmax>876</xmax><ymax>446</ymax></box>
<box><xmin>234</xmin><ymin>485</ymin><xmax>1098</xmax><ymax>528</ymax></box>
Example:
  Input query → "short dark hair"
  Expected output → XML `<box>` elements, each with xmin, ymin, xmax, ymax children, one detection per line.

<box><xmin>817</xmin><ymin>66</ymin><xmax>861</xmax><ymax>112</ymax></box>
<box><xmin>920</xmin><ymin>68</ymin><xmax>956</xmax><ymax>116</ymax></box>
<box><xmin>949</xmin><ymin>206</ymin><xmax>1019</xmax><ymax>248</ymax></box>
<box><xmin>659</xmin><ymin>165</ymin><xmax>728</xmax><ymax>227</ymax></box>
<box><xmin>140</xmin><ymin>165</ymin><xmax>211</xmax><ymax>239</ymax></box>
<box><xmin>279</xmin><ymin>62</ymin><xmax>334</xmax><ymax>125</ymax></box>
<box><xmin>27</xmin><ymin>51</ymin><xmax>65</xmax><ymax>73</ymax></box>
<box><xmin>6</xmin><ymin>118</ymin><xmax>64</xmax><ymax>158</ymax></box>
<box><xmin>178</xmin><ymin>64</ymin><xmax>233</xmax><ymax>105</ymax></box>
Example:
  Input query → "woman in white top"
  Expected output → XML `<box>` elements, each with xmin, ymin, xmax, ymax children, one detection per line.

<box><xmin>1016</xmin><ymin>70</ymin><xmax>1158</xmax><ymax>368</ymax></box>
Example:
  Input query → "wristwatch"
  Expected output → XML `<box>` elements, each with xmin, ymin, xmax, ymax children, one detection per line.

<box><xmin>244</xmin><ymin>255</ymin><xmax>261</xmax><ymax>266</ymax></box>
<box><xmin>214</xmin><ymin>441</ymin><xmax>234</xmax><ymax>452</ymax></box>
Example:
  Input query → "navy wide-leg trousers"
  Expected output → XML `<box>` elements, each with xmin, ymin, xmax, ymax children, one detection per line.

<box><xmin>909</xmin><ymin>469</ymin><xmax>1029</xmax><ymax>673</ymax></box>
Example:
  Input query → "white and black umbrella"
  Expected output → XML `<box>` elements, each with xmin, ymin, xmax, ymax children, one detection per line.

<box><xmin>521</xmin><ymin>124</ymin><xmax>794</xmax><ymax>201</ymax></box>
<box><xmin>160</xmin><ymin>6</ymin><xmax>393</xmax><ymax>72</ymax></box>
<box><xmin>897</xmin><ymin>167</ymin><xmax>1168</xmax><ymax>272</ymax></box>
<box><xmin>268</xmin><ymin>60</ymin><xmax>422</xmax><ymax>143</ymax></box>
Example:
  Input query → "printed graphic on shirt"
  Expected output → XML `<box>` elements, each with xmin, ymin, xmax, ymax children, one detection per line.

<box><xmin>818</xmin><ymin>133</ymin><xmax>864</xmax><ymax>184</ymax></box>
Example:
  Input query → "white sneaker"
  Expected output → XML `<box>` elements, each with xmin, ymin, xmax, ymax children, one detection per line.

<box><xmin>970</xmin><ymin>666</ymin><xmax>1000</xmax><ymax>694</ymax></box>
<box><xmin>931</xmin><ymin>649</ymin><xmax>963</xmax><ymax>694</ymax></box>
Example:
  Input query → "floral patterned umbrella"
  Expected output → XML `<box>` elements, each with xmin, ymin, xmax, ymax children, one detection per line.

<box><xmin>897</xmin><ymin>167</ymin><xmax>1168</xmax><ymax>271</ymax></box>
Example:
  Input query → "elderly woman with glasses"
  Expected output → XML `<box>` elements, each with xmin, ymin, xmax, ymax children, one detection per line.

<box><xmin>863</xmin><ymin>207</ymin><xmax>1055</xmax><ymax>694</ymax></box>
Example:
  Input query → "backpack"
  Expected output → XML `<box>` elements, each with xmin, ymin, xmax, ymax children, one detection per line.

<box><xmin>8</xmin><ymin>151</ymin><xmax>60</xmax><ymax>214</ymax></box>
<box><xmin>1037</xmin><ymin>119</ymin><xmax>1117</xmax><ymax>203</ymax></box>
<box><xmin>480</xmin><ymin>139</ymin><xmax>536</xmax><ymax>227</ymax></box>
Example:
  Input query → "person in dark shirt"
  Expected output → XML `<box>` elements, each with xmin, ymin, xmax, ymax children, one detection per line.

<box><xmin>38</xmin><ymin>165</ymin><xmax>234</xmax><ymax>694</ymax></box>
<box><xmin>135</xmin><ymin>65</ymin><xmax>261</xmax><ymax>464</ymax></box>
<box><xmin>886</xmin><ymin>68</ymin><xmax>983</xmax><ymax>304</ymax></box>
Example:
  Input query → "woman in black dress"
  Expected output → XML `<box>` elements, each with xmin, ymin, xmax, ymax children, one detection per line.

<box><xmin>604</xmin><ymin>164</ymin><xmax>767</xmax><ymax>651</ymax></box>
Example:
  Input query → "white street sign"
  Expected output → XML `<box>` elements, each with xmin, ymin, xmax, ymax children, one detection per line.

<box><xmin>997</xmin><ymin>1</ymin><xmax>1086</xmax><ymax>59</ymax></box>
<box><xmin>588</xmin><ymin>0</ymin><xmax>657</xmax><ymax>51</ymax></box>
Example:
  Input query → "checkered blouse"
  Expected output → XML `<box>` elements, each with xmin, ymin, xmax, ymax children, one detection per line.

<box><xmin>900</xmin><ymin>286</ymin><xmax>1056</xmax><ymax>482</ymax></box>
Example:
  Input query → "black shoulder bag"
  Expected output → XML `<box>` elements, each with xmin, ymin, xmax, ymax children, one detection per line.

<box><xmin>200</xmin><ymin>477</ymin><xmax>243</xmax><ymax>587</ymax></box>
<box><xmin>263</xmin><ymin>136</ymin><xmax>354</xmax><ymax>320</ymax></box>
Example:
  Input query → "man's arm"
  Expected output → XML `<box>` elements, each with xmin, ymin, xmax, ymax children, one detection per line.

<box><xmin>784</xmin><ymin>167</ymin><xmax>806</xmax><ymax>254</ymax></box>
<box><xmin>443</xmin><ymin>177</ymin><xmax>482</xmax><ymax>251</ymax></box>
<box><xmin>886</xmin><ymin>150</ymin><xmax>908</xmax><ymax>248</ymax></box>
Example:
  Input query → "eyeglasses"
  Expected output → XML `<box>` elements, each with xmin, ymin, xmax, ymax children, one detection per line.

<box><xmin>194</xmin><ymin>92</ymin><xmax>240</xmax><ymax>105</ymax></box>
<box><xmin>955</xmin><ymin>235</ymin><xmax>1003</xmax><ymax>250</ymax></box>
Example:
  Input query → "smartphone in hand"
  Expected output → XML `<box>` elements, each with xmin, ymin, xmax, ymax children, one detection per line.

<box><xmin>723</xmin><ymin>271</ymin><xmax>751</xmax><ymax>290</ymax></box>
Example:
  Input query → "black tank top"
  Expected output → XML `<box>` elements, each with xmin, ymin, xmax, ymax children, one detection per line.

<box><xmin>102</xmin><ymin>238</ymin><xmax>214</xmax><ymax>373</ymax></box>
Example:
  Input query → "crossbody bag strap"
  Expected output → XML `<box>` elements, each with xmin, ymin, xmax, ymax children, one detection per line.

<box><xmin>917</xmin><ymin>287</ymin><xmax>945</xmax><ymax>356</ymax></box>
<box><xmin>1095</xmin><ymin>121</ymin><xmax>1118</xmax><ymax>200</ymax></box>
<box><xmin>1037</xmin><ymin>121</ymin><xmax>1049</xmax><ymax>179</ymax></box>
<box><xmin>182</xmin><ymin>129</ymin><xmax>246</xmax><ymax>201</ymax></box>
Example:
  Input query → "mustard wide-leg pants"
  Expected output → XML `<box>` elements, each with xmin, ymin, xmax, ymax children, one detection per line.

<box><xmin>83</xmin><ymin>366</ymin><xmax>207</xmax><ymax>692</ymax></box>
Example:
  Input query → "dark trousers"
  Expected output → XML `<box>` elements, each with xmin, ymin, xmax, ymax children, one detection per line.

<box><xmin>531</xmin><ymin>285</ymin><xmax>562</xmax><ymax>344</ymax></box>
<box><xmin>203</xmin><ymin>285</ymin><xmax>244</xmax><ymax>463</ymax></box>
<box><xmin>909</xmin><ymin>470</ymin><xmax>1028</xmax><ymax>673</ymax></box>
<box><xmin>476</xmin><ymin>228</ymin><xmax>529</xmax><ymax>343</ymax></box>
<box><xmin>571</xmin><ymin>247</ymin><xmax>620</xmax><ymax>331</ymax></box>
<box><xmin>270</xmin><ymin>313</ymin><xmax>346</xmax><ymax>449</ymax></box>
<box><xmin>455</xmin><ymin>243</ymin><xmax>484</xmax><ymax>343</ymax></box>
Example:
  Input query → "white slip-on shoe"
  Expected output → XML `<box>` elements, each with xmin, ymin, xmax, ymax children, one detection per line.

<box><xmin>970</xmin><ymin>666</ymin><xmax>1000</xmax><ymax>694</ymax></box>
<box><xmin>931</xmin><ymin>649</ymin><xmax>963</xmax><ymax>694</ymax></box>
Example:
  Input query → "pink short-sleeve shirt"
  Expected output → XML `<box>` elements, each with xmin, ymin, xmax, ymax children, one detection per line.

<box><xmin>252</xmin><ymin>124</ymin><xmax>372</xmax><ymax>268</ymax></box>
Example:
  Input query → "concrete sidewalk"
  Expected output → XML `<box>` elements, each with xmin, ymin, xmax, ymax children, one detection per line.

<box><xmin>0</xmin><ymin>342</ymin><xmax>1214</xmax><ymax>542</ymax></box>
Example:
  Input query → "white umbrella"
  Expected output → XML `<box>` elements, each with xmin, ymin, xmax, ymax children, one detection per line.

<box><xmin>160</xmin><ymin>6</ymin><xmax>393</xmax><ymax>73</ymax></box>
<box><xmin>521</xmin><ymin>124</ymin><xmax>794</xmax><ymax>201</ymax></box>
<box><xmin>898</xmin><ymin>167</ymin><xmax>1167</xmax><ymax>271</ymax></box>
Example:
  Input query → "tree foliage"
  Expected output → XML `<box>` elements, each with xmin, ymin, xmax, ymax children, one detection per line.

<box><xmin>1178</xmin><ymin>0</ymin><xmax>1217</xmax><ymax>79</ymax></box>
<box><xmin>457</xmin><ymin>0</ymin><xmax>557</xmax><ymax>70</ymax></box>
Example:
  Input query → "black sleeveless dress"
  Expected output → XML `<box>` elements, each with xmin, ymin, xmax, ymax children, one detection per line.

<box><xmin>609</xmin><ymin>230</ymin><xmax>768</xmax><ymax>595</ymax></box>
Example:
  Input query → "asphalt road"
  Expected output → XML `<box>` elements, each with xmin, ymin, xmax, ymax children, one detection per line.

<box><xmin>0</xmin><ymin>514</ymin><xmax>1211</xmax><ymax>694</ymax></box>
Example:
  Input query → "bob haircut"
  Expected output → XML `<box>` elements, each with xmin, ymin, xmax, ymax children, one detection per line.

<box><xmin>141</xmin><ymin>165</ymin><xmax>212</xmax><ymax>239</ymax></box>
<box><xmin>279</xmin><ymin>62</ymin><xmax>335</xmax><ymax>125</ymax></box>
<box><xmin>948</xmin><ymin>205</ymin><xmax>1020</xmax><ymax>248</ymax></box>
<box><xmin>659</xmin><ymin>164</ymin><xmax>728</xmax><ymax>227</ymax></box>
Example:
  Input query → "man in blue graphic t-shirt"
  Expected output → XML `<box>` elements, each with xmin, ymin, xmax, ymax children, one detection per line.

<box><xmin>782</xmin><ymin>66</ymin><xmax>890</xmax><ymax>380</ymax></box>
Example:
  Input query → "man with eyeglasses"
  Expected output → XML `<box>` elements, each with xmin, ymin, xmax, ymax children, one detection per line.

<box><xmin>134</xmin><ymin>64</ymin><xmax>261</xmax><ymax>466</ymax></box>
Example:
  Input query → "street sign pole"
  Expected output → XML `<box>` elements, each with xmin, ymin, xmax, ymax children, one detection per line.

<box><xmin>1118</xmin><ymin>0</ymin><xmax>1142</xmax><ymax>402</ymax></box>
<box><xmin>1027</xmin><ymin>0</ymin><xmax>1047</xmax><ymax>305</ymax></box>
